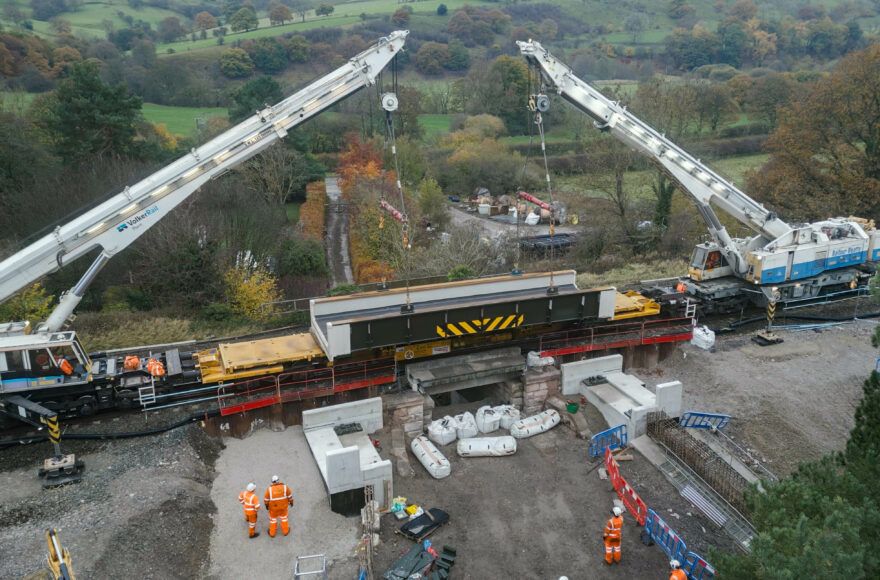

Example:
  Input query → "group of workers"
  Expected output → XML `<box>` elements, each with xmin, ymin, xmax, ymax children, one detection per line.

<box><xmin>237</xmin><ymin>475</ymin><xmax>294</xmax><ymax>539</ymax></box>
<box><xmin>238</xmin><ymin>477</ymin><xmax>686</xmax><ymax>577</ymax></box>
<box><xmin>603</xmin><ymin>506</ymin><xmax>688</xmax><ymax>579</ymax></box>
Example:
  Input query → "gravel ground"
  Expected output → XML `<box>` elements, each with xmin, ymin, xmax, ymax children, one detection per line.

<box><xmin>0</xmin><ymin>421</ymin><xmax>220</xmax><ymax>579</ymax></box>
<box><xmin>372</xmin><ymin>402</ymin><xmax>736</xmax><ymax>580</ymax></box>
<box><xmin>3</xmin><ymin>318</ymin><xmax>876</xmax><ymax>578</ymax></box>
<box><xmin>207</xmin><ymin>426</ymin><xmax>363</xmax><ymax>579</ymax></box>
<box><xmin>634</xmin><ymin>318</ymin><xmax>880</xmax><ymax>476</ymax></box>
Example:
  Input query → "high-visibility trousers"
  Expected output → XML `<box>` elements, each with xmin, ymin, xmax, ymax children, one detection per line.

<box><xmin>604</xmin><ymin>537</ymin><xmax>621</xmax><ymax>563</ymax></box>
<box><xmin>245</xmin><ymin>512</ymin><xmax>258</xmax><ymax>537</ymax></box>
<box><xmin>268</xmin><ymin>506</ymin><xmax>290</xmax><ymax>537</ymax></box>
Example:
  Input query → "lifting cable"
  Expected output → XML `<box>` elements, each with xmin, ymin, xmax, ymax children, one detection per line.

<box><xmin>380</xmin><ymin>60</ymin><xmax>414</xmax><ymax>311</ymax></box>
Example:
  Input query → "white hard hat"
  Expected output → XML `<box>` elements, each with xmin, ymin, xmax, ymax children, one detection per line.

<box><xmin>246</xmin><ymin>482</ymin><xmax>256</xmax><ymax>492</ymax></box>
<box><xmin>612</xmin><ymin>506</ymin><xmax>623</xmax><ymax>516</ymax></box>
<box><xmin>670</xmin><ymin>560</ymin><xmax>681</xmax><ymax>570</ymax></box>
<box><xmin>271</xmin><ymin>475</ymin><xmax>279</xmax><ymax>483</ymax></box>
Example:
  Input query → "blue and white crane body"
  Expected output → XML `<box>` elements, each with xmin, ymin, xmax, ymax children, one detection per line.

<box><xmin>518</xmin><ymin>39</ymin><xmax>880</xmax><ymax>309</ymax></box>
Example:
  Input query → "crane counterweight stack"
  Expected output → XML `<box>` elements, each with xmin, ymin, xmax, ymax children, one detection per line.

<box><xmin>518</xmin><ymin>39</ymin><xmax>879</xmax><ymax>311</ymax></box>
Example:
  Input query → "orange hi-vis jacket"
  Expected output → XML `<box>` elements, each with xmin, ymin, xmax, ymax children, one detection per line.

<box><xmin>670</xmin><ymin>569</ymin><xmax>687</xmax><ymax>580</ymax></box>
<box><xmin>604</xmin><ymin>515</ymin><xmax>623</xmax><ymax>540</ymax></box>
<box><xmin>265</xmin><ymin>482</ymin><xmax>293</xmax><ymax>511</ymax></box>
<box><xmin>238</xmin><ymin>490</ymin><xmax>260</xmax><ymax>514</ymax></box>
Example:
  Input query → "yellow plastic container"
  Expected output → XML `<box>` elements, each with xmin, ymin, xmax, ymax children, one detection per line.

<box><xmin>405</xmin><ymin>504</ymin><xmax>420</xmax><ymax>515</ymax></box>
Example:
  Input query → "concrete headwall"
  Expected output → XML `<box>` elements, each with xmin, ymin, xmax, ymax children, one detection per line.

<box><xmin>303</xmin><ymin>397</ymin><xmax>383</xmax><ymax>433</ymax></box>
<box><xmin>560</xmin><ymin>354</ymin><xmax>623</xmax><ymax>395</ymax></box>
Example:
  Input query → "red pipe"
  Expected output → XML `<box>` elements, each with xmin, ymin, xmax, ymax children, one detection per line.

<box><xmin>517</xmin><ymin>190</ymin><xmax>551</xmax><ymax>211</ymax></box>
<box><xmin>380</xmin><ymin>200</ymin><xmax>407</xmax><ymax>222</ymax></box>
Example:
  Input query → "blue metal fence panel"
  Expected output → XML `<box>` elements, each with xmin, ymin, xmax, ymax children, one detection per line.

<box><xmin>678</xmin><ymin>411</ymin><xmax>730</xmax><ymax>430</ymax></box>
<box><xmin>589</xmin><ymin>424</ymin><xmax>627</xmax><ymax>457</ymax></box>
<box><xmin>643</xmin><ymin>509</ymin><xmax>687</xmax><ymax>563</ymax></box>
<box><xmin>683</xmin><ymin>551</ymin><xmax>717</xmax><ymax>580</ymax></box>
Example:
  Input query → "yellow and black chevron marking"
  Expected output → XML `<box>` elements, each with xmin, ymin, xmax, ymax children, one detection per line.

<box><xmin>766</xmin><ymin>301</ymin><xmax>776</xmax><ymax>325</ymax></box>
<box><xmin>436</xmin><ymin>314</ymin><xmax>524</xmax><ymax>338</ymax></box>
<box><xmin>46</xmin><ymin>415</ymin><xmax>61</xmax><ymax>444</ymax></box>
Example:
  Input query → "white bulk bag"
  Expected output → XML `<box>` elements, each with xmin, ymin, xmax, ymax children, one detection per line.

<box><xmin>456</xmin><ymin>436</ymin><xmax>517</xmax><ymax>457</ymax></box>
<box><xmin>510</xmin><ymin>409</ymin><xmax>561</xmax><ymax>439</ymax></box>
<box><xmin>410</xmin><ymin>435</ymin><xmax>451</xmax><ymax>479</ymax></box>
<box><xmin>427</xmin><ymin>415</ymin><xmax>457</xmax><ymax>446</ymax></box>
<box><xmin>454</xmin><ymin>411</ymin><xmax>478</xmax><ymax>439</ymax></box>
<box><xmin>475</xmin><ymin>406</ymin><xmax>501</xmax><ymax>434</ymax></box>
<box><xmin>494</xmin><ymin>405</ymin><xmax>521</xmax><ymax>430</ymax></box>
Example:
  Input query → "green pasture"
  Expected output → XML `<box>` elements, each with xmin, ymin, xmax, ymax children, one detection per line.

<box><xmin>0</xmin><ymin>91</ymin><xmax>37</xmax><ymax>113</ymax></box>
<box><xmin>141</xmin><ymin>103</ymin><xmax>228</xmax><ymax>139</ymax></box>
<box><xmin>156</xmin><ymin>16</ymin><xmax>361</xmax><ymax>54</ymax></box>
<box><xmin>418</xmin><ymin>114</ymin><xmax>452</xmax><ymax>138</ymax></box>
<box><xmin>556</xmin><ymin>152</ymin><xmax>770</xmax><ymax>201</ymax></box>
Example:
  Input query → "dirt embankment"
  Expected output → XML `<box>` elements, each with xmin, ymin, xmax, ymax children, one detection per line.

<box><xmin>0</xmin><ymin>423</ymin><xmax>222</xmax><ymax>579</ymax></box>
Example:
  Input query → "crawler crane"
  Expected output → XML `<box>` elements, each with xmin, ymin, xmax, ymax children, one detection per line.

<box><xmin>518</xmin><ymin>39</ymin><xmax>880</xmax><ymax>313</ymax></box>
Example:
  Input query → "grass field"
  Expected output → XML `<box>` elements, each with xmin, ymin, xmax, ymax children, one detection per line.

<box><xmin>0</xmin><ymin>91</ymin><xmax>37</xmax><ymax>113</ymax></box>
<box><xmin>418</xmin><ymin>114</ymin><xmax>452</xmax><ymax>138</ymax></box>
<box><xmin>141</xmin><ymin>103</ymin><xmax>228</xmax><ymax>139</ymax></box>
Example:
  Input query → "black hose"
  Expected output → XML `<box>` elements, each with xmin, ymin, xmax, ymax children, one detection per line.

<box><xmin>0</xmin><ymin>408</ymin><xmax>221</xmax><ymax>449</ymax></box>
<box><xmin>714</xmin><ymin>310</ymin><xmax>880</xmax><ymax>332</ymax></box>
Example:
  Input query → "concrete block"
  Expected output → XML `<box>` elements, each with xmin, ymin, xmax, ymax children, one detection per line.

<box><xmin>656</xmin><ymin>381</ymin><xmax>683</xmax><ymax>419</ymax></box>
<box><xmin>303</xmin><ymin>397</ymin><xmax>383</xmax><ymax>433</ymax></box>
<box><xmin>561</xmin><ymin>354</ymin><xmax>624</xmax><ymax>395</ymax></box>
<box><xmin>630</xmin><ymin>405</ymin><xmax>650</xmax><ymax>439</ymax></box>
<box><xmin>326</xmin><ymin>446</ymin><xmax>361</xmax><ymax>490</ymax></box>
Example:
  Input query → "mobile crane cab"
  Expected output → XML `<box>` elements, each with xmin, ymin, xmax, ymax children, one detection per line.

<box><xmin>688</xmin><ymin>244</ymin><xmax>733</xmax><ymax>282</ymax></box>
<box><xmin>0</xmin><ymin>322</ymin><xmax>91</xmax><ymax>396</ymax></box>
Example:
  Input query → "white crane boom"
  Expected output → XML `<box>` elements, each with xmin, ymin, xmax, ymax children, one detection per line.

<box><xmin>518</xmin><ymin>39</ymin><xmax>879</xmax><ymax>308</ymax></box>
<box><xmin>0</xmin><ymin>30</ymin><xmax>408</xmax><ymax>331</ymax></box>
<box><xmin>517</xmin><ymin>38</ymin><xmax>792</xmax><ymax>274</ymax></box>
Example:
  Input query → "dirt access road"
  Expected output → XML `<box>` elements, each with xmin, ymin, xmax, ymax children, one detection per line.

<box><xmin>325</xmin><ymin>177</ymin><xmax>355</xmax><ymax>287</ymax></box>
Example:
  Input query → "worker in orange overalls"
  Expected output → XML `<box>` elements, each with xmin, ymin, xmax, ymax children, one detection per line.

<box><xmin>264</xmin><ymin>475</ymin><xmax>293</xmax><ymax>537</ymax></box>
<box><xmin>669</xmin><ymin>559</ymin><xmax>687</xmax><ymax>580</ymax></box>
<box><xmin>238</xmin><ymin>482</ymin><xmax>260</xmax><ymax>539</ymax></box>
<box><xmin>603</xmin><ymin>506</ymin><xmax>623</xmax><ymax>564</ymax></box>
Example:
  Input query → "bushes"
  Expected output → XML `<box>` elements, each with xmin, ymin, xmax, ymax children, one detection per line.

<box><xmin>297</xmin><ymin>182</ymin><xmax>327</xmax><ymax>242</ymax></box>
<box><xmin>276</xmin><ymin>237</ymin><xmax>328</xmax><ymax>278</ymax></box>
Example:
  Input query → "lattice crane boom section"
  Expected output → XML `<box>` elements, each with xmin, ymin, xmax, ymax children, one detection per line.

<box><xmin>0</xmin><ymin>30</ymin><xmax>409</xmax><ymax>329</ymax></box>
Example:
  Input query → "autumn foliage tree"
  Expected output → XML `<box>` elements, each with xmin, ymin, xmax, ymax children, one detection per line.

<box><xmin>748</xmin><ymin>44</ymin><xmax>880</xmax><ymax>221</ymax></box>
<box><xmin>297</xmin><ymin>181</ymin><xmax>327</xmax><ymax>242</ymax></box>
<box><xmin>223</xmin><ymin>263</ymin><xmax>281</xmax><ymax>320</ymax></box>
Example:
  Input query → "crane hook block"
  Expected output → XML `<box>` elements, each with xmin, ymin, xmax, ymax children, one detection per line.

<box><xmin>535</xmin><ymin>94</ymin><xmax>550</xmax><ymax>112</ymax></box>
<box><xmin>381</xmin><ymin>92</ymin><xmax>399</xmax><ymax>112</ymax></box>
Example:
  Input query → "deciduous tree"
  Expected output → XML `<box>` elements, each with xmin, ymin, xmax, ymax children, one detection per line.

<box><xmin>269</xmin><ymin>3</ymin><xmax>292</xmax><ymax>25</ymax></box>
<box><xmin>749</xmin><ymin>44</ymin><xmax>880</xmax><ymax>221</ymax></box>
<box><xmin>315</xmin><ymin>2</ymin><xmax>333</xmax><ymax>17</ymax></box>
<box><xmin>194</xmin><ymin>11</ymin><xmax>218</xmax><ymax>30</ymax></box>
<box><xmin>158</xmin><ymin>17</ymin><xmax>187</xmax><ymax>43</ymax></box>
<box><xmin>286</xmin><ymin>34</ymin><xmax>310</xmax><ymax>62</ymax></box>
<box><xmin>220</xmin><ymin>47</ymin><xmax>255</xmax><ymax>78</ymax></box>
<box><xmin>391</xmin><ymin>8</ymin><xmax>410</xmax><ymax>26</ymax></box>
<box><xmin>230</xmin><ymin>7</ymin><xmax>259</xmax><ymax>32</ymax></box>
